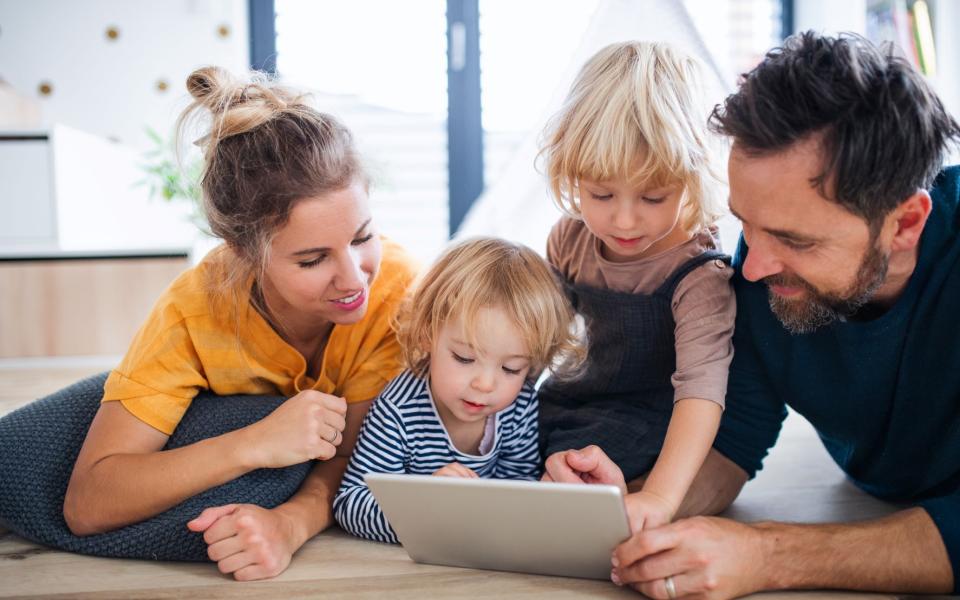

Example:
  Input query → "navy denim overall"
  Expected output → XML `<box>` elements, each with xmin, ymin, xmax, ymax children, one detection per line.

<box><xmin>539</xmin><ymin>250</ymin><xmax>729</xmax><ymax>481</ymax></box>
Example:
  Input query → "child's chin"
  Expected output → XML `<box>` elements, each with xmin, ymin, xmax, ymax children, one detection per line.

<box><xmin>458</xmin><ymin>407</ymin><xmax>488</xmax><ymax>421</ymax></box>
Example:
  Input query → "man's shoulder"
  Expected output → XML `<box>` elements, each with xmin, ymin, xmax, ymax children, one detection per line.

<box><xmin>931</xmin><ymin>165</ymin><xmax>960</xmax><ymax>232</ymax></box>
<box><xmin>932</xmin><ymin>165</ymin><xmax>960</xmax><ymax>200</ymax></box>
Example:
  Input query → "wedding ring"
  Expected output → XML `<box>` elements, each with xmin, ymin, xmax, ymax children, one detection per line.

<box><xmin>665</xmin><ymin>575</ymin><xmax>677</xmax><ymax>600</ymax></box>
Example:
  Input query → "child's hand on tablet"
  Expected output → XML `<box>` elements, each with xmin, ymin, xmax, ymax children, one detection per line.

<box><xmin>432</xmin><ymin>462</ymin><xmax>479</xmax><ymax>478</ymax></box>
<box><xmin>625</xmin><ymin>490</ymin><xmax>675</xmax><ymax>533</ymax></box>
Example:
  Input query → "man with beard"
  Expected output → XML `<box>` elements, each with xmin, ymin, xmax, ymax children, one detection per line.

<box><xmin>543</xmin><ymin>31</ymin><xmax>960</xmax><ymax>598</ymax></box>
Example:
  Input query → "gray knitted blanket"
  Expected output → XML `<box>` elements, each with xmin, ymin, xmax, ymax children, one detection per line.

<box><xmin>0</xmin><ymin>372</ymin><xmax>311</xmax><ymax>561</ymax></box>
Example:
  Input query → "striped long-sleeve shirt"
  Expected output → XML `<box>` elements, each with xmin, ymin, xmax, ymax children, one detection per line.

<box><xmin>333</xmin><ymin>369</ymin><xmax>540</xmax><ymax>543</ymax></box>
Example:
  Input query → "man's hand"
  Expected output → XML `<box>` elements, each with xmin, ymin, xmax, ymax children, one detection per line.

<box><xmin>539</xmin><ymin>446</ymin><xmax>766</xmax><ymax>598</ymax></box>
<box><xmin>541</xmin><ymin>445</ymin><xmax>628</xmax><ymax>495</ymax></box>
<box><xmin>611</xmin><ymin>504</ymin><xmax>955</xmax><ymax>597</ymax></box>
<box><xmin>188</xmin><ymin>503</ymin><xmax>301</xmax><ymax>581</ymax></box>
<box><xmin>611</xmin><ymin>516</ymin><xmax>768</xmax><ymax>599</ymax></box>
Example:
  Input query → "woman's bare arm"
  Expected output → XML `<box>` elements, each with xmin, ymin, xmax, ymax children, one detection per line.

<box><xmin>63</xmin><ymin>389</ymin><xmax>346</xmax><ymax>535</ymax></box>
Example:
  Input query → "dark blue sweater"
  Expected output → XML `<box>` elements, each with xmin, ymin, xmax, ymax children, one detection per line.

<box><xmin>714</xmin><ymin>166</ymin><xmax>960</xmax><ymax>590</ymax></box>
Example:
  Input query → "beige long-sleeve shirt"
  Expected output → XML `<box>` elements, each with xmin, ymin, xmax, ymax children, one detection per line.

<box><xmin>547</xmin><ymin>217</ymin><xmax>735</xmax><ymax>407</ymax></box>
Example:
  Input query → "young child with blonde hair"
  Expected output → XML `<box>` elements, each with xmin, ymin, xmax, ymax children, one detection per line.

<box><xmin>538</xmin><ymin>41</ymin><xmax>735</xmax><ymax>532</ymax></box>
<box><xmin>334</xmin><ymin>237</ymin><xmax>584</xmax><ymax>543</ymax></box>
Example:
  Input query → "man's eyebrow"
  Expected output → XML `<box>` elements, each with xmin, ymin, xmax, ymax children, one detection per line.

<box><xmin>766</xmin><ymin>228</ymin><xmax>821</xmax><ymax>244</ymax></box>
<box><xmin>290</xmin><ymin>219</ymin><xmax>373</xmax><ymax>256</ymax></box>
<box><xmin>728</xmin><ymin>203</ymin><xmax>822</xmax><ymax>244</ymax></box>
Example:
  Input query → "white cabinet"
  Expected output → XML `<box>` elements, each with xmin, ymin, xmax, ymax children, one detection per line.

<box><xmin>0</xmin><ymin>124</ymin><xmax>196</xmax><ymax>254</ymax></box>
<box><xmin>0</xmin><ymin>134</ymin><xmax>56</xmax><ymax>247</ymax></box>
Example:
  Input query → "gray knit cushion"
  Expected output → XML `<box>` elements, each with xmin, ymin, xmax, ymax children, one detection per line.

<box><xmin>0</xmin><ymin>372</ymin><xmax>312</xmax><ymax>561</ymax></box>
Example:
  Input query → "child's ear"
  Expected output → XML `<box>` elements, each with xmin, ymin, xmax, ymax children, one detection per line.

<box><xmin>419</xmin><ymin>334</ymin><xmax>433</xmax><ymax>355</ymax></box>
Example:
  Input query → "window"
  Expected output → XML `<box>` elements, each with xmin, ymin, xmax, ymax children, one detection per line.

<box><xmin>275</xmin><ymin>0</ymin><xmax>449</xmax><ymax>262</ymax></box>
<box><xmin>265</xmin><ymin>1</ymin><xmax>790</xmax><ymax>259</ymax></box>
<box><xmin>478</xmin><ymin>1</ymin><xmax>600</xmax><ymax>193</ymax></box>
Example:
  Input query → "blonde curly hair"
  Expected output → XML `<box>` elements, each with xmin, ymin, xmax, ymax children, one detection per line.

<box><xmin>396</xmin><ymin>237</ymin><xmax>585</xmax><ymax>381</ymax></box>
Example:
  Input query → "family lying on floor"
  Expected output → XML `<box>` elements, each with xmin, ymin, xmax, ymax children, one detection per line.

<box><xmin>1</xmin><ymin>30</ymin><xmax>959</xmax><ymax>599</ymax></box>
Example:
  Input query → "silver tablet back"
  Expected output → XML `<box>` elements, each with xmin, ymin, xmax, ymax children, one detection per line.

<box><xmin>365</xmin><ymin>473</ymin><xmax>631</xmax><ymax>580</ymax></box>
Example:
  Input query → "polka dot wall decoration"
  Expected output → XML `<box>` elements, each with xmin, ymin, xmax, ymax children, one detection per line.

<box><xmin>156</xmin><ymin>79</ymin><xmax>169</xmax><ymax>93</ymax></box>
<box><xmin>217</xmin><ymin>24</ymin><xmax>231</xmax><ymax>38</ymax></box>
<box><xmin>38</xmin><ymin>81</ymin><xmax>53</xmax><ymax>96</ymax></box>
<box><xmin>105</xmin><ymin>26</ymin><xmax>120</xmax><ymax>41</ymax></box>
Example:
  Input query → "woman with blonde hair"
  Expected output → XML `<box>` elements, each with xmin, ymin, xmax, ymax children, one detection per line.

<box><xmin>59</xmin><ymin>66</ymin><xmax>418</xmax><ymax>578</ymax></box>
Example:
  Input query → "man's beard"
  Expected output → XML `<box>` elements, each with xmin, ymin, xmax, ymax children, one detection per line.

<box><xmin>764</xmin><ymin>241</ymin><xmax>890</xmax><ymax>335</ymax></box>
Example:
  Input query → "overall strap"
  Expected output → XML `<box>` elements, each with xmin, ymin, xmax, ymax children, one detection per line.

<box><xmin>654</xmin><ymin>250</ymin><xmax>730</xmax><ymax>299</ymax></box>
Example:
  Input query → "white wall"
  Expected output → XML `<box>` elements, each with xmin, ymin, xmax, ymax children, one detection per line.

<box><xmin>0</xmin><ymin>0</ymin><xmax>249</xmax><ymax>254</ymax></box>
<box><xmin>0</xmin><ymin>0</ymin><xmax>249</xmax><ymax>151</ymax></box>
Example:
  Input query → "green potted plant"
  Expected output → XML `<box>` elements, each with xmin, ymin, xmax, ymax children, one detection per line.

<box><xmin>138</xmin><ymin>127</ymin><xmax>205</xmax><ymax>226</ymax></box>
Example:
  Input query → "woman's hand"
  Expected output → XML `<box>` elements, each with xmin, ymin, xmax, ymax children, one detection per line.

<box><xmin>188</xmin><ymin>503</ymin><xmax>301</xmax><ymax>581</ymax></box>
<box><xmin>432</xmin><ymin>462</ymin><xmax>479</xmax><ymax>478</ymax></box>
<box><xmin>625</xmin><ymin>490</ymin><xmax>676</xmax><ymax>533</ymax></box>
<box><xmin>244</xmin><ymin>390</ymin><xmax>347</xmax><ymax>469</ymax></box>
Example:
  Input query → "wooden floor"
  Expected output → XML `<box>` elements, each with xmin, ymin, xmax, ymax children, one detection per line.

<box><xmin>0</xmin><ymin>362</ymin><xmax>907</xmax><ymax>599</ymax></box>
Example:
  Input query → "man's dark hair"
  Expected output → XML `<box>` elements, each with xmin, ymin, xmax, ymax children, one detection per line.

<box><xmin>711</xmin><ymin>30</ymin><xmax>960</xmax><ymax>227</ymax></box>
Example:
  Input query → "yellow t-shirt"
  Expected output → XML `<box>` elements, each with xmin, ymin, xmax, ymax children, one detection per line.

<box><xmin>102</xmin><ymin>237</ymin><xmax>419</xmax><ymax>435</ymax></box>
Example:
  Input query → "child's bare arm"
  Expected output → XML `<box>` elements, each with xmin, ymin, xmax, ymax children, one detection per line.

<box><xmin>626</xmin><ymin>398</ymin><xmax>722</xmax><ymax>530</ymax></box>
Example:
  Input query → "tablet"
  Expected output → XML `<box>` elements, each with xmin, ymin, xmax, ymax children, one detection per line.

<box><xmin>364</xmin><ymin>473</ymin><xmax>631</xmax><ymax>580</ymax></box>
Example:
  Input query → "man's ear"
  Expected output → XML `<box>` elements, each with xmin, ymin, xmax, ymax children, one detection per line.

<box><xmin>885</xmin><ymin>190</ymin><xmax>933</xmax><ymax>252</ymax></box>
